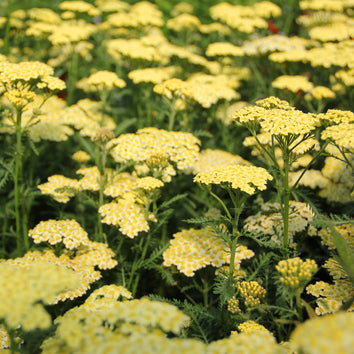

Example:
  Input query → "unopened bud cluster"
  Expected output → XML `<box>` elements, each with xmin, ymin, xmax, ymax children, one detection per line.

<box><xmin>276</xmin><ymin>257</ymin><xmax>318</xmax><ymax>291</ymax></box>
<box><xmin>238</xmin><ymin>281</ymin><xmax>266</xmax><ymax>307</ymax></box>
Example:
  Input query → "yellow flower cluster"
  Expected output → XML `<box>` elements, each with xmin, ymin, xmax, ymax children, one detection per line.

<box><xmin>0</xmin><ymin>262</ymin><xmax>79</xmax><ymax>331</ymax></box>
<box><xmin>58</xmin><ymin>0</ymin><xmax>100</xmax><ymax>16</ymax></box>
<box><xmin>0</xmin><ymin>325</ymin><xmax>9</xmax><ymax>350</ymax></box>
<box><xmin>208</xmin><ymin>328</ymin><xmax>283</xmax><ymax>354</ymax></box>
<box><xmin>128</xmin><ymin>66</ymin><xmax>179</xmax><ymax>85</ymax></box>
<box><xmin>290</xmin><ymin>312</ymin><xmax>354</xmax><ymax>354</ymax></box>
<box><xmin>48</xmin><ymin>21</ymin><xmax>96</xmax><ymax>45</ymax></box>
<box><xmin>307</xmin><ymin>279</ymin><xmax>354</xmax><ymax>315</ymax></box>
<box><xmin>72</xmin><ymin>150</ymin><xmax>91</xmax><ymax>163</ymax></box>
<box><xmin>276</xmin><ymin>257</ymin><xmax>318</xmax><ymax>291</ymax></box>
<box><xmin>194</xmin><ymin>164</ymin><xmax>273</xmax><ymax>195</ymax></box>
<box><xmin>41</xmin><ymin>293</ymin><xmax>194</xmax><ymax>354</ymax></box>
<box><xmin>60</xmin><ymin>98</ymin><xmax>116</xmax><ymax>139</ymax></box>
<box><xmin>27</xmin><ymin>7</ymin><xmax>61</xmax><ymax>23</ymax></box>
<box><xmin>0</xmin><ymin>61</ymin><xmax>65</xmax><ymax>110</ymax></box>
<box><xmin>306</xmin><ymin>86</ymin><xmax>336</xmax><ymax>100</ymax></box>
<box><xmin>269</xmin><ymin>40</ymin><xmax>354</xmax><ymax>69</ymax></box>
<box><xmin>206</xmin><ymin>42</ymin><xmax>243</xmax><ymax>57</ymax></box>
<box><xmin>315</xmin><ymin>223</ymin><xmax>354</xmax><ymax>251</ymax></box>
<box><xmin>84</xmin><ymin>284</ymin><xmax>132</xmax><ymax>310</ymax></box>
<box><xmin>210</xmin><ymin>2</ymin><xmax>281</xmax><ymax>34</ymax></box>
<box><xmin>38</xmin><ymin>165</ymin><xmax>163</xmax><ymax>238</ymax></box>
<box><xmin>0</xmin><ymin>94</ymin><xmax>74</xmax><ymax>141</ymax></box>
<box><xmin>193</xmin><ymin>148</ymin><xmax>251</xmax><ymax>174</ymax></box>
<box><xmin>106</xmin><ymin>1</ymin><xmax>164</xmax><ymax>29</ymax></box>
<box><xmin>6</xmin><ymin>242</ymin><xmax>117</xmax><ymax>303</ymax></box>
<box><xmin>238</xmin><ymin>320</ymin><xmax>269</xmax><ymax>334</ymax></box>
<box><xmin>318</xmin><ymin>152</ymin><xmax>354</xmax><ymax>203</ymax></box>
<box><xmin>334</xmin><ymin>68</ymin><xmax>354</xmax><ymax>86</ymax></box>
<box><xmin>272</xmin><ymin>75</ymin><xmax>314</xmax><ymax>93</ymax></box>
<box><xmin>171</xmin><ymin>2</ymin><xmax>194</xmax><ymax>16</ymax></box>
<box><xmin>227</xmin><ymin>297</ymin><xmax>241</xmax><ymax>314</ymax></box>
<box><xmin>309</xmin><ymin>21</ymin><xmax>354</xmax><ymax>42</ymax></box>
<box><xmin>322</xmin><ymin>122</ymin><xmax>354</xmax><ymax>151</ymax></box>
<box><xmin>244</xmin><ymin>201</ymin><xmax>314</xmax><ymax>246</ymax></box>
<box><xmin>299</xmin><ymin>0</ymin><xmax>345</xmax><ymax>12</ymax></box>
<box><xmin>107</xmin><ymin>127</ymin><xmax>201</xmax><ymax>177</ymax></box>
<box><xmin>104</xmin><ymin>172</ymin><xmax>138</xmax><ymax>198</ymax></box>
<box><xmin>99</xmin><ymin>197</ymin><xmax>150</xmax><ymax>238</ymax></box>
<box><xmin>136</xmin><ymin>176</ymin><xmax>164</xmax><ymax>191</ymax></box>
<box><xmin>238</xmin><ymin>281</ymin><xmax>266</xmax><ymax>307</ymax></box>
<box><xmin>166</xmin><ymin>13</ymin><xmax>200</xmax><ymax>31</ymax></box>
<box><xmin>106</xmin><ymin>38</ymin><xmax>166</xmax><ymax>63</ymax></box>
<box><xmin>162</xmin><ymin>226</ymin><xmax>254</xmax><ymax>277</ymax></box>
<box><xmin>306</xmin><ymin>258</ymin><xmax>354</xmax><ymax>315</ymax></box>
<box><xmin>76</xmin><ymin>70</ymin><xmax>126</xmax><ymax>92</ymax></box>
<box><xmin>28</xmin><ymin>219</ymin><xmax>89</xmax><ymax>249</ymax></box>
<box><xmin>241</xmin><ymin>35</ymin><xmax>313</xmax><ymax>56</ymax></box>
<box><xmin>38</xmin><ymin>174</ymin><xmax>79</xmax><ymax>203</ymax></box>
<box><xmin>153</xmin><ymin>76</ymin><xmax>239</xmax><ymax>108</ymax></box>
<box><xmin>234</xmin><ymin>96</ymin><xmax>319</xmax><ymax>136</ymax></box>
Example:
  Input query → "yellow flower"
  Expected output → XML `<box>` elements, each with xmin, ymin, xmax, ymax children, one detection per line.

<box><xmin>244</xmin><ymin>201</ymin><xmax>314</xmax><ymax>247</ymax></box>
<box><xmin>166</xmin><ymin>13</ymin><xmax>200</xmax><ymax>31</ymax></box>
<box><xmin>0</xmin><ymin>262</ymin><xmax>79</xmax><ymax>331</ymax></box>
<box><xmin>194</xmin><ymin>164</ymin><xmax>273</xmax><ymax>195</ymax></box>
<box><xmin>28</xmin><ymin>219</ymin><xmax>90</xmax><ymax>250</ymax></box>
<box><xmin>76</xmin><ymin>70</ymin><xmax>126</xmax><ymax>92</ymax></box>
<box><xmin>162</xmin><ymin>226</ymin><xmax>254</xmax><ymax>277</ymax></box>
<box><xmin>193</xmin><ymin>148</ymin><xmax>251</xmax><ymax>174</ymax></box>
<box><xmin>107</xmin><ymin>127</ymin><xmax>201</xmax><ymax>177</ymax></box>
<box><xmin>128</xmin><ymin>66</ymin><xmax>178</xmax><ymax>85</ymax></box>
<box><xmin>322</xmin><ymin>122</ymin><xmax>354</xmax><ymax>151</ymax></box>
<box><xmin>234</xmin><ymin>99</ymin><xmax>319</xmax><ymax>136</ymax></box>
<box><xmin>276</xmin><ymin>257</ymin><xmax>318</xmax><ymax>291</ymax></box>
<box><xmin>136</xmin><ymin>177</ymin><xmax>164</xmax><ymax>191</ymax></box>
<box><xmin>72</xmin><ymin>150</ymin><xmax>91</xmax><ymax>163</ymax></box>
<box><xmin>272</xmin><ymin>75</ymin><xmax>314</xmax><ymax>93</ymax></box>
<box><xmin>238</xmin><ymin>320</ymin><xmax>269</xmax><ymax>334</ymax></box>
<box><xmin>238</xmin><ymin>281</ymin><xmax>266</xmax><ymax>307</ymax></box>
<box><xmin>59</xmin><ymin>0</ymin><xmax>101</xmax><ymax>16</ymax></box>
<box><xmin>290</xmin><ymin>312</ymin><xmax>354</xmax><ymax>354</ymax></box>
<box><xmin>206</xmin><ymin>42</ymin><xmax>243</xmax><ymax>57</ymax></box>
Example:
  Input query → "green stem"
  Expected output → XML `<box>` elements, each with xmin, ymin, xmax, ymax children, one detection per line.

<box><xmin>94</xmin><ymin>128</ymin><xmax>111</xmax><ymax>243</ymax></box>
<box><xmin>291</xmin><ymin>140</ymin><xmax>329</xmax><ymax>190</ymax></box>
<box><xmin>67</xmin><ymin>49</ymin><xmax>79</xmax><ymax>106</ymax></box>
<box><xmin>2</xmin><ymin>15</ymin><xmax>11</xmax><ymax>55</ymax></box>
<box><xmin>295</xmin><ymin>293</ymin><xmax>303</xmax><ymax>321</ymax></box>
<box><xmin>227</xmin><ymin>189</ymin><xmax>247</xmax><ymax>281</ymax></box>
<box><xmin>283</xmin><ymin>0</ymin><xmax>299</xmax><ymax>35</ymax></box>
<box><xmin>168</xmin><ymin>101</ymin><xmax>177</xmax><ymax>131</ymax></box>
<box><xmin>128</xmin><ymin>232</ymin><xmax>152</xmax><ymax>297</ymax></box>
<box><xmin>201</xmin><ymin>277</ymin><xmax>209</xmax><ymax>308</ymax></box>
<box><xmin>249</xmin><ymin>59</ymin><xmax>268</xmax><ymax>96</ymax></box>
<box><xmin>281</xmin><ymin>151</ymin><xmax>290</xmax><ymax>252</ymax></box>
<box><xmin>14</xmin><ymin>107</ymin><xmax>28</xmax><ymax>256</ymax></box>
<box><xmin>209</xmin><ymin>189</ymin><xmax>232</xmax><ymax>220</ymax></box>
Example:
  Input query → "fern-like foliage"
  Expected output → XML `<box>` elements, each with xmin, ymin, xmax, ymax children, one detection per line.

<box><xmin>0</xmin><ymin>158</ymin><xmax>14</xmax><ymax>190</ymax></box>
<box><xmin>147</xmin><ymin>294</ymin><xmax>216</xmax><ymax>342</ymax></box>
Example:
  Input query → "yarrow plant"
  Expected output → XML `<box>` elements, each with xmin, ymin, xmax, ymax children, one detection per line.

<box><xmin>0</xmin><ymin>1</ymin><xmax>354</xmax><ymax>353</ymax></box>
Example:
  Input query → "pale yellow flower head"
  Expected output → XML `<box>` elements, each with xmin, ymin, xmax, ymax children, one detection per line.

<box><xmin>194</xmin><ymin>164</ymin><xmax>273</xmax><ymax>195</ymax></box>
<box><xmin>234</xmin><ymin>97</ymin><xmax>319</xmax><ymax>136</ymax></box>
<box><xmin>59</xmin><ymin>0</ymin><xmax>101</xmax><ymax>16</ymax></box>
<box><xmin>272</xmin><ymin>75</ymin><xmax>314</xmax><ymax>93</ymax></box>
<box><xmin>290</xmin><ymin>312</ymin><xmax>354</xmax><ymax>354</ymax></box>
<box><xmin>77</xmin><ymin>70</ymin><xmax>126</xmax><ymax>92</ymax></box>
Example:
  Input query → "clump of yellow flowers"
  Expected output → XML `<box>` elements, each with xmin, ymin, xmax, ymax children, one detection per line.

<box><xmin>276</xmin><ymin>257</ymin><xmax>318</xmax><ymax>292</ymax></box>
